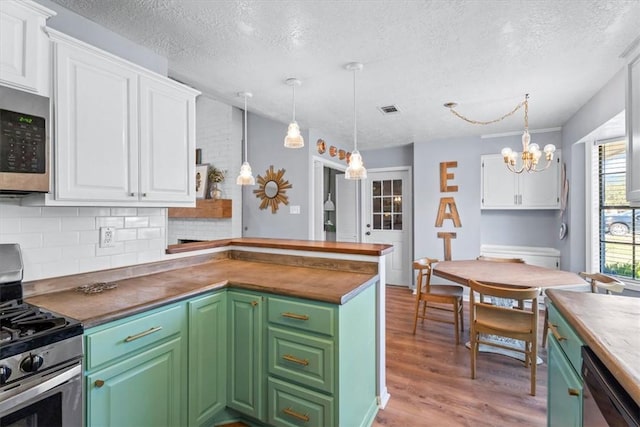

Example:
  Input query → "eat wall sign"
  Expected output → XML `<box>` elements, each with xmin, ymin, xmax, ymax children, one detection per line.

<box><xmin>435</xmin><ymin>161</ymin><xmax>461</xmax><ymax>260</ymax></box>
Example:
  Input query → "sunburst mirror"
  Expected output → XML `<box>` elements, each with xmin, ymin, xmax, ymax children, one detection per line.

<box><xmin>253</xmin><ymin>165</ymin><xmax>293</xmax><ymax>213</ymax></box>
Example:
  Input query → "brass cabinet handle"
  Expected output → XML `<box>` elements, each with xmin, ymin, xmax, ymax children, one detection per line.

<box><xmin>568</xmin><ymin>388</ymin><xmax>580</xmax><ymax>396</ymax></box>
<box><xmin>282</xmin><ymin>354</ymin><xmax>309</xmax><ymax>366</ymax></box>
<box><xmin>282</xmin><ymin>312</ymin><xmax>309</xmax><ymax>321</ymax></box>
<box><xmin>547</xmin><ymin>323</ymin><xmax>566</xmax><ymax>341</ymax></box>
<box><xmin>251</xmin><ymin>300</ymin><xmax>258</xmax><ymax>307</ymax></box>
<box><xmin>94</xmin><ymin>379</ymin><xmax>105</xmax><ymax>388</ymax></box>
<box><xmin>124</xmin><ymin>326</ymin><xmax>163</xmax><ymax>342</ymax></box>
<box><xmin>283</xmin><ymin>407</ymin><xmax>310</xmax><ymax>422</ymax></box>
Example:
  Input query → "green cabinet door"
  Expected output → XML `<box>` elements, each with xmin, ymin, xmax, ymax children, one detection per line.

<box><xmin>547</xmin><ymin>336</ymin><xmax>582</xmax><ymax>427</ymax></box>
<box><xmin>227</xmin><ymin>290</ymin><xmax>265</xmax><ymax>421</ymax></box>
<box><xmin>188</xmin><ymin>292</ymin><xmax>227</xmax><ymax>426</ymax></box>
<box><xmin>86</xmin><ymin>336</ymin><xmax>185</xmax><ymax>427</ymax></box>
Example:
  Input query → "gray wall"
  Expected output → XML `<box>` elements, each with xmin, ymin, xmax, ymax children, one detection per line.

<box><xmin>561</xmin><ymin>68</ymin><xmax>626</xmax><ymax>272</ymax></box>
<box><xmin>362</xmin><ymin>144</ymin><xmax>414</xmax><ymax>169</ymax></box>
<box><xmin>413</xmin><ymin>131</ymin><xmax>564</xmax><ymax>265</ymax></box>
<box><xmin>242</xmin><ymin>112</ymin><xmax>310</xmax><ymax>239</ymax></box>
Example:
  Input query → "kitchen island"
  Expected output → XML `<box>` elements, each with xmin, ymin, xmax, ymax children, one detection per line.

<box><xmin>24</xmin><ymin>238</ymin><xmax>393</xmax><ymax>426</ymax></box>
<box><xmin>545</xmin><ymin>289</ymin><xmax>639</xmax><ymax>425</ymax></box>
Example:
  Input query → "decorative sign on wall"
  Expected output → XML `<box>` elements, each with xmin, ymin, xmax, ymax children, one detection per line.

<box><xmin>253</xmin><ymin>165</ymin><xmax>293</xmax><ymax>213</ymax></box>
<box><xmin>435</xmin><ymin>161</ymin><xmax>462</xmax><ymax>260</ymax></box>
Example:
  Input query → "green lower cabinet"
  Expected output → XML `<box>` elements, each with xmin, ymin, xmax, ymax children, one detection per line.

<box><xmin>268</xmin><ymin>377</ymin><xmax>334</xmax><ymax>427</ymax></box>
<box><xmin>188</xmin><ymin>292</ymin><xmax>227</xmax><ymax>426</ymax></box>
<box><xmin>547</xmin><ymin>336</ymin><xmax>583</xmax><ymax>426</ymax></box>
<box><xmin>86</xmin><ymin>336</ymin><xmax>185</xmax><ymax>427</ymax></box>
<box><xmin>227</xmin><ymin>290</ymin><xmax>265</xmax><ymax>421</ymax></box>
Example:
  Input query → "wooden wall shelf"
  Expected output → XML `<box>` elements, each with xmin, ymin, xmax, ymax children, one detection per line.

<box><xmin>168</xmin><ymin>199</ymin><xmax>232</xmax><ymax>219</ymax></box>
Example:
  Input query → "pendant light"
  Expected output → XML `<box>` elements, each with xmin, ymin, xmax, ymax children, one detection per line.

<box><xmin>345</xmin><ymin>62</ymin><xmax>366</xmax><ymax>180</ymax></box>
<box><xmin>236</xmin><ymin>92</ymin><xmax>255</xmax><ymax>186</ymax></box>
<box><xmin>323</xmin><ymin>193</ymin><xmax>335</xmax><ymax>211</ymax></box>
<box><xmin>284</xmin><ymin>78</ymin><xmax>304</xmax><ymax>148</ymax></box>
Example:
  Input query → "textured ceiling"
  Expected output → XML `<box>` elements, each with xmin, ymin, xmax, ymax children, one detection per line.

<box><xmin>49</xmin><ymin>0</ymin><xmax>640</xmax><ymax>150</ymax></box>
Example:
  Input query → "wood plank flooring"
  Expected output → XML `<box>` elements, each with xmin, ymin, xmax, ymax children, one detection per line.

<box><xmin>373</xmin><ymin>286</ymin><xmax>547</xmax><ymax>427</ymax></box>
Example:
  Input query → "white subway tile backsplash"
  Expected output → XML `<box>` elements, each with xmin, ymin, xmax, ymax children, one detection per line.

<box><xmin>137</xmin><ymin>227</ymin><xmax>161</xmax><ymax>239</ymax></box>
<box><xmin>149</xmin><ymin>215</ymin><xmax>165</xmax><ymax>227</ymax></box>
<box><xmin>111</xmin><ymin>253</ymin><xmax>139</xmax><ymax>268</ymax></box>
<box><xmin>0</xmin><ymin>218</ymin><xmax>20</xmax><ymax>234</ymax></box>
<box><xmin>111</xmin><ymin>208</ymin><xmax>137</xmax><ymax>216</ymax></box>
<box><xmin>116</xmin><ymin>228</ymin><xmax>138</xmax><ymax>241</ymax></box>
<box><xmin>124</xmin><ymin>239</ymin><xmax>149</xmax><ymax>253</ymax></box>
<box><xmin>96</xmin><ymin>217</ymin><xmax>124</xmax><ymax>228</ymax></box>
<box><xmin>43</xmin><ymin>232</ymin><xmax>80</xmax><ymax>247</ymax></box>
<box><xmin>62</xmin><ymin>217</ymin><xmax>96</xmax><ymax>231</ymax></box>
<box><xmin>78</xmin><ymin>207</ymin><xmax>111</xmax><ymax>217</ymax></box>
<box><xmin>138</xmin><ymin>208</ymin><xmax>165</xmax><ymax>216</ymax></box>
<box><xmin>79</xmin><ymin>256</ymin><xmax>112</xmax><ymax>273</ymax></box>
<box><xmin>63</xmin><ymin>244</ymin><xmax>96</xmax><ymax>259</ymax></box>
<box><xmin>79</xmin><ymin>230</ymin><xmax>99</xmax><ymax>244</ymax></box>
<box><xmin>138</xmin><ymin>249</ymin><xmax>163</xmax><ymax>263</ymax></box>
<box><xmin>42</xmin><ymin>207</ymin><xmax>78</xmax><ymax>217</ymax></box>
<box><xmin>1</xmin><ymin>203</ymin><xmax>41</xmax><ymax>218</ymax></box>
<box><xmin>22</xmin><ymin>247</ymin><xmax>62</xmax><ymax>264</ymax></box>
<box><xmin>0</xmin><ymin>233</ymin><xmax>43</xmax><ymax>248</ymax></box>
<box><xmin>21</xmin><ymin>217</ymin><xmax>61</xmax><ymax>233</ymax></box>
<box><xmin>96</xmin><ymin>242</ymin><xmax>125</xmax><ymax>257</ymax></box>
<box><xmin>125</xmin><ymin>216</ymin><xmax>149</xmax><ymax>228</ymax></box>
<box><xmin>39</xmin><ymin>259</ymin><xmax>79</xmax><ymax>278</ymax></box>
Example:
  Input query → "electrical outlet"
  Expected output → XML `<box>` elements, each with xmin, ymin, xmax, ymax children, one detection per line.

<box><xmin>99</xmin><ymin>227</ymin><xmax>116</xmax><ymax>248</ymax></box>
<box><xmin>290</xmin><ymin>205</ymin><xmax>300</xmax><ymax>214</ymax></box>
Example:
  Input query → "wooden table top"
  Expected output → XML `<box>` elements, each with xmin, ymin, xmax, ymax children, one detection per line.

<box><xmin>433</xmin><ymin>259</ymin><xmax>585</xmax><ymax>288</ymax></box>
<box><xmin>546</xmin><ymin>289</ymin><xmax>640</xmax><ymax>406</ymax></box>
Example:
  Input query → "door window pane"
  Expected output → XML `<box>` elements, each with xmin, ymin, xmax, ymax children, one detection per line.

<box><xmin>372</xmin><ymin>179</ymin><xmax>403</xmax><ymax>230</ymax></box>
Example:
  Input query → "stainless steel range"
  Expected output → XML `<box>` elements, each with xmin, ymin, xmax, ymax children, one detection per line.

<box><xmin>0</xmin><ymin>244</ymin><xmax>83</xmax><ymax>427</ymax></box>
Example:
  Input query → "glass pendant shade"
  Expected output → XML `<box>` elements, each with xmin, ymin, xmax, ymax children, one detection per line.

<box><xmin>323</xmin><ymin>192</ymin><xmax>335</xmax><ymax>211</ymax></box>
<box><xmin>236</xmin><ymin>92</ymin><xmax>255</xmax><ymax>186</ymax></box>
<box><xmin>284</xmin><ymin>121</ymin><xmax>304</xmax><ymax>148</ymax></box>
<box><xmin>236</xmin><ymin>161</ymin><xmax>255</xmax><ymax>185</ymax></box>
<box><xmin>345</xmin><ymin>150</ymin><xmax>367</xmax><ymax>179</ymax></box>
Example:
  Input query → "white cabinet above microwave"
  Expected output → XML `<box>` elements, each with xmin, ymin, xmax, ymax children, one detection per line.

<box><xmin>0</xmin><ymin>0</ymin><xmax>55</xmax><ymax>96</ymax></box>
<box><xmin>23</xmin><ymin>29</ymin><xmax>200</xmax><ymax>207</ymax></box>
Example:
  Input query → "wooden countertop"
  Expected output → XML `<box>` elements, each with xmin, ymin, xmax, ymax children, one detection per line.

<box><xmin>166</xmin><ymin>237</ymin><xmax>394</xmax><ymax>256</ymax></box>
<box><xmin>545</xmin><ymin>289</ymin><xmax>640</xmax><ymax>406</ymax></box>
<box><xmin>26</xmin><ymin>258</ymin><xmax>377</xmax><ymax>329</ymax></box>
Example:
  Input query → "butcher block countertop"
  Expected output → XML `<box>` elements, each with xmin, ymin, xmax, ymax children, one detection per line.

<box><xmin>25</xmin><ymin>256</ymin><xmax>378</xmax><ymax>329</ymax></box>
<box><xmin>546</xmin><ymin>289</ymin><xmax>640</xmax><ymax>405</ymax></box>
<box><xmin>166</xmin><ymin>237</ymin><xmax>393</xmax><ymax>256</ymax></box>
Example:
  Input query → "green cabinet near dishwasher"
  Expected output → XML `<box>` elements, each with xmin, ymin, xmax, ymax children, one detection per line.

<box><xmin>84</xmin><ymin>282</ymin><xmax>378</xmax><ymax>427</ymax></box>
<box><xmin>546</xmin><ymin>302</ymin><xmax>585</xmax><ymax>427</ymax></box>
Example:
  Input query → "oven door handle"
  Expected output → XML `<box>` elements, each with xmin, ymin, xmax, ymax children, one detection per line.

<box><xmin>0</xmin><ymin>364</ymin><xmax>81</xmax><ymax>414</ymax></box>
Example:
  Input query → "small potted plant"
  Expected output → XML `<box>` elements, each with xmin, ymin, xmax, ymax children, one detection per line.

<box><xmin>208</xmin><ymin>166</ymin><xmax>226</xmax><ymax>199</ymax></box>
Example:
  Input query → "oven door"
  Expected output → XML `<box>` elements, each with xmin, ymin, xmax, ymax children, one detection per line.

<box><xmin>0</xmin><ymin>361</ymin><xmax>82</xmax><ymax>427</ymax></box>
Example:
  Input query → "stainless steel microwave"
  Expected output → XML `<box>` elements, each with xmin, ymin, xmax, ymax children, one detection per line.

<box><xmin>0</xmin><ymin>85</ymin><xmax>50</xmax><ymax>194</ymax></box>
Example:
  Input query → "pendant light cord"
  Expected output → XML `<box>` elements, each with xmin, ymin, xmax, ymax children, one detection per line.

<box><xmin>292</xmin><ymin>84</ymin><xmax>296</xmax><ymax>122</ymax></box>
<box><xmin>244</xmin><ymin>94</ymin><xmax>248</xmax><ymax>162</ymax></box>
<box><xmin>352</xmin><ymin>68</ymin><xmax>357</xmax><ymax>151</ymax></box>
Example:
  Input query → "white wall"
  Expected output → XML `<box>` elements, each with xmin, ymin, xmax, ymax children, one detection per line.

<box><xmin>168</xmin><ymin>95</ymin><xmax>242</xmax><ymax>244</ymax></box>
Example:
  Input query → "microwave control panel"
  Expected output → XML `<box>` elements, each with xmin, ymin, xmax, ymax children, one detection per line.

<box><xmin>0</xmin><ymin>109</ymin><xmax>46</xmax><ymax>174</ymax></box>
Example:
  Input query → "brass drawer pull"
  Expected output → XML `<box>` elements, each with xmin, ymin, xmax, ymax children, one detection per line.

<box><xmin>283</xmin><ymin>407</ymin><xmax>310</xmax><ymax>422</ymax></box>
<box><xmin>547</xmin><ymin>323</ymin><xmax>566</xmax><ymax>342</ymax></box>
<box><xmin>124</xmin><ymin>326</ymin><xmax>163</xmax><ymax>343</ymax></box>
<box><xmin>568</xmin><ymin>388</ymin><xmax>580</xmax><ymax>396</ymax></box>
<box><xmin>94</xmin><ymin>379</ymin><xmax>105</xmax><ymax>388</ymax></box>
<box><xmin>282</xmin><ymin>312</ymin><xmax>309</xmax><ymax>321</ymax></box>
<box><xmin>282</xmin><ymin>354</ymin><xmax>309</xmax><ymax>366</ymax></box>
<box><xmin>251</xmin><ymin>300</ymin><xmax>259</xmax><ymax>307</ymax></box>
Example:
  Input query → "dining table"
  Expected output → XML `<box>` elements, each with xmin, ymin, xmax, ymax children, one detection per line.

<box><xmin>432</xmin><ymin>259</ymin><xmax>586</xmax><ymax>362</ymax></box>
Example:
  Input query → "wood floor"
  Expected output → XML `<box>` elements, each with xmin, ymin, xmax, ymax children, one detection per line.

<box><xmin>373</xmin><ymin>286</ymin><xmax>547</xmax><ymax>427</ymax></box>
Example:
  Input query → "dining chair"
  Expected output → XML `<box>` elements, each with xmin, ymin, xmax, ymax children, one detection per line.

<box><xmin>412</xmin><ymin>257</ymin><xmax>464</xmax><ymax>344</ymax></box>
<box><xmin>468</xmin><ymin>279</ymin><xmax>541</xmax><ymax>396</ymax></box>
<box><xmin>542</xmin><ymin>272</ymin><xmax>625</xmax><ymax>348</ymax></box>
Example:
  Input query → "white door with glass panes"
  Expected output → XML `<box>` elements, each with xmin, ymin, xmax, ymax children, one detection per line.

<box><xmin>363</xmin><ymin>169</ymin><xmax>412</xmax><ymax>286</ymax></box>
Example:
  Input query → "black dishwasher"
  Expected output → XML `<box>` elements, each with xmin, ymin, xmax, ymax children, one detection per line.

<box><xmin>581</xmin><ymin>347</ymin><xmax>639</xmax><ymax>427</ymax></box>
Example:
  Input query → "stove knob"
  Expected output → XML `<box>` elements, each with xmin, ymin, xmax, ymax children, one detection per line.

<box><xmin>0</xmin><ymin>366</ymin><xmax>11</xmax><ymax>384</ymax></box>
<box><xmin>20</xmin><ymin>355</ymin><xmax>44</xmax><ymax>373</ymax></box>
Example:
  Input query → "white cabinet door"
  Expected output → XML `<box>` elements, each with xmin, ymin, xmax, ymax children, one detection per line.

<box><xmin>139</xmin><ymin>75</ymin><xmax>195</xmax><ymax>203</ymax></box>
<box><xmin>54</xmin><ymin>40</ymin><xmax>139</xmax><ymax>202</ymax></box>
<box><xmin>0</xmin><ymin>0</ymin><xmax>54</xmax><ymax>95</ymax></box>
<box><xmin>481</xmin><ymin>152</ymin><xmax>561</xmax><ymax>209</ymax></box>
<box><xmin>626</xmin><ymin>47</ymin><xmax>640</xmax><ymax>204</ymax></box>
<box><xmin>481</xmin><ymin>154</ymin><xmax>518</xmax><ymax>208</ymax></box>
<box><xmin>520</xmin><ymin>155</ymin><xmax>561</xmax><ymax>208</ymax></box>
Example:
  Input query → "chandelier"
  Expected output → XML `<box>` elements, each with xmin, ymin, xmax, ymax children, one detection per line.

<box><xmin>445</xmin><ymin>94</ymin><xmax>556</xmax><ymax>173</ymax></box>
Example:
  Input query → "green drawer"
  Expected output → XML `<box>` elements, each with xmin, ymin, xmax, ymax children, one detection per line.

<box><xmin>268</xmin><ymin>326</ymin><xmax>334</xmax><ymax>394</ymax></box>
<box><xmin>267</xmin><ymin>377</ymin><xmax>334</xmax><ymax>427</ymax></box>
<box><xmin>547</xmin><ymin>303</ymin><xmax>585</xmax><ymax>373</ymax></box>
<box><xmin>85</xmin><ymin>303</ymin><xmax>185</xmax><ymax>370</ymax></box>
<box><xmin>268</xmin><ymin>297</ymin><xmax>335</xmax><ymax>337</ymax></box>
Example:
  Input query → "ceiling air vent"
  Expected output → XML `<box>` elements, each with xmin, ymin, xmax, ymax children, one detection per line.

<box><xmin>378</xmin><ymin>104</ymin><xmax>401</xmax><ymax>115</ymax></box>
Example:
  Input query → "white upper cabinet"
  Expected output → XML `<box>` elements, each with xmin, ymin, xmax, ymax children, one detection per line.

<box><xmin>0</xmin><ymin>0</ymin><xmax>55</xmax><ymax>95</ymax></box>
<box><xmin>31</xmin><ymin>30</ymin><xmax>199</xmax><ymax>207</ymax></box>
<box><xmin>626</xmin><ymin>43</ymin><xmax>640</xmax><ymax>204</ymax></box>
<box><xmin>481</xmin><ymin>152</ymin><xmax>561</xmax><ymax>209</ymax></box>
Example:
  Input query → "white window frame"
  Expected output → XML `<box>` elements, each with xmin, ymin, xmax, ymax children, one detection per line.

<box><xmin>586</xmin><ymin>138</ymin><xmax>640</xmax><ymax>291</ymax></box>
